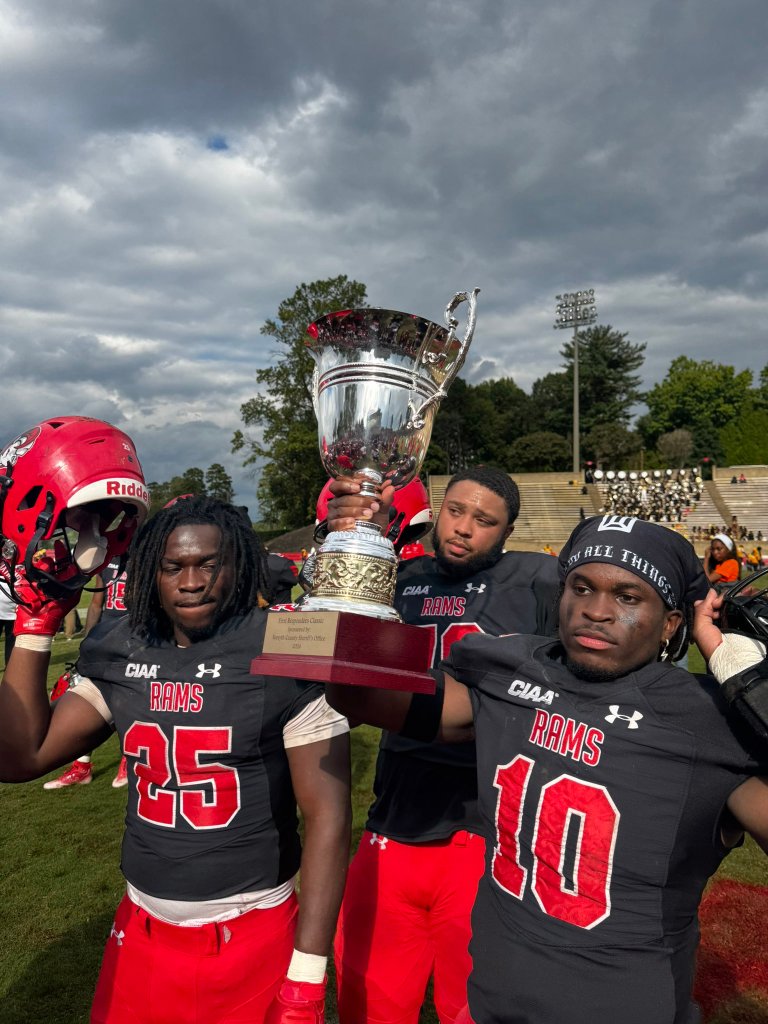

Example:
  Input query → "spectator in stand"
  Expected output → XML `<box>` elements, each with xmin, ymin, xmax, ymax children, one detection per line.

<box><xmin>739</xmin><ymin>472</ymin><xmax>748</xmax><ymax>484</ymax></box>
<box><xmin>43</xmin><ymin>556</ymin><xmax>131</xmax><ymax>790</ymax></box>
<box><xmin>746</xmin><ymin>547</ymin><xmax>761</xmax><ymax>573</ymax></box>
<box><xmin>703</xmin><ymin>533</ymin><xmax>741</xmax><ymax>586</ymax></box>
<box><xmin>593</xmin><ymin>468</ymin><xmax>703</xmax><ymax>524</ymax></box>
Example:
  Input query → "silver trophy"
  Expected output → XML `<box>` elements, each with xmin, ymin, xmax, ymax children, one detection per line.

<box><xmin>301</xmin><ymin>289</ymin><xmax>479</xmax><ymax>620</ymax></box>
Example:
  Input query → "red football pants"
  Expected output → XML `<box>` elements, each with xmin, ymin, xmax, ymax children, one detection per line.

<box><xmin>335</xmin><ymin>830</ymin><xmax>485</xmax><ymax>1024</ymax></box>
<box><xmin>90</xmin><ymin>892</ymin><xmax>297</xmax><ymax>1024</ymax></box>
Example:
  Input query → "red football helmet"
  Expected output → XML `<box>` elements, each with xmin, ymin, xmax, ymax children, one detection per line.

<box><xmin>50</xmin><ymin>664</ymin><xmax>76</xmax><ymax>702</ymax></box>
<box><xmin>399</xmin><ymin>541</ymin><xmax>426</xmax><ymax>561</ymax></box>
<box><xmin>163</xmin><ymin>493</ymin><xmax>196</xmax><ymax>508</ymax></box>
<box><xmin>0</xmin><ymin>416</ymin><xmax>148</xmax><ymax>596</ymax></box>
<box><xmin>315</xmin><ymin>476</ymin><xmax>433</xmax><ymax>550</ymax></box>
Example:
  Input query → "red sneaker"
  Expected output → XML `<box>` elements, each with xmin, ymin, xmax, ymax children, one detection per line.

<box><xmin>43</xmin><ymin>760</ymin><xmax>92</xmax><ymax>789</ymax></box>
<box><xmin>112</xmin><ymin>756</ymin><xmax>128</xmax><ymax>789</ymax></box>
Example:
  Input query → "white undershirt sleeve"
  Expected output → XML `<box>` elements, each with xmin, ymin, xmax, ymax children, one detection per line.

<box><xmin>282</xmin><ymin>694</ymin><xmax>349</xmax><ymax>748</ymax></box>
<box><xmin>68</xmin><ymin>673</ymin><xmax>114</xmax><ymax>725</ymax></box>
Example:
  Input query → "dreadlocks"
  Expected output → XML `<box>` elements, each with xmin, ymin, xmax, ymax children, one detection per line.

<box><xmin>445</xmin><ymin>466</ymin><xmax>521</xmax><ymax>525</ymax></box>
<box><xmin>125</xmin><ymin>496</ymin><xmax>273</xmax><ymax>640</ymax></box>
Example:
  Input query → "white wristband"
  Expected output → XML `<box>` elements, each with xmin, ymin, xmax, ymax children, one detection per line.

<box><xmin>286</xmin><ymin>948</ymin><xmax>327</xmax><ymax>984</ymax></box>
<box><xmin>709</xmin><ymin>634</ymin><xmax>767</xmax><ymax>683</ymax></box>
<box><xmin>13</xmin><ymin>635</ymin><xmax>53</xmax><ymax>653</ymax></box>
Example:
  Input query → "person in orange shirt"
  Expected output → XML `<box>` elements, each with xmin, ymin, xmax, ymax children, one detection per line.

<box><xmin>703</xmin><ymin>532</ymin><xmax>741</xmax><ymax>584</ymax></box>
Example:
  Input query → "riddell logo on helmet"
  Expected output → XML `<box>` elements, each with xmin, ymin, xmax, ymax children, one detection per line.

<box><xmin>106</xmin><ymin>480</ymin><xmax>149</xmax><ymax>503</ymax></box>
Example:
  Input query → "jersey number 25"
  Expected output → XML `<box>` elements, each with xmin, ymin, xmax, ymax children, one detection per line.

<box><xmin>123</xmin><ymin>722</ymin><xmax>241</xmax><ymax>830</ymax></box>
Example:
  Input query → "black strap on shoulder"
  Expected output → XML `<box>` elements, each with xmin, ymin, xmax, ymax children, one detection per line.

<box><xmin>399</xmin><ymin>671</ymin><xmax>445</xmax><ymax>742</ymax></box>
<box><xmin>721</xmin><ymin>655</ymin><xmax>768</xmax><ymax>744</ymax></box>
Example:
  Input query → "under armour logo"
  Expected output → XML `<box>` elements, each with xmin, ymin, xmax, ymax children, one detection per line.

<box><xmin>597</xmin><ymin>515</ymin><xmax>637</xmax><ymax>534</ymax></box>
<box><xmin>195</xmin><ymin>663</ymin><xmax>221</xmax><ymax>679</ymax></box>
<box><xmin>369</xmin><ymin>833</ymin><xmax>389</xmax><ymax>849</ymax></box>
<box><xmin>222</xmin><ymin>925</ymin><xmax>232</xmax><ymax>944</ymax></box>
<box><xmin>465</xmin><ymin>582</ymin><xmax>486</xmax><ymax>594</ymax></box>
<box><xmin>605</xmin><ymin>705</ymin><xmax>643</xmax><ymax>729</ymax></box>
<box><xmin>110</xmin><ymin>925</ymin><xmax>125</xmax><ymax>946</ymax></box>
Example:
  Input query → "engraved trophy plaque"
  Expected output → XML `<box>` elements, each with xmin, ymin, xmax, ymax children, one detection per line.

<box><xmin>251</xmin><ymin>289</ymin><xmax>479</xmax><ymax>692</ymax></box>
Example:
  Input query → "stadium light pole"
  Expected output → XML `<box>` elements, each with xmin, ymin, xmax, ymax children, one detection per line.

<box><xmin>554</xmin><ymin>289</ymin><xmax>598</xmax><ymax>475</ymax></box>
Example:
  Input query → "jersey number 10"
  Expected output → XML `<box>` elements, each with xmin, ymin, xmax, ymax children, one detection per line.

<box><xmin>492</xmin><ymin>754</ymin><xmax>620</xmax><ymax>930</ymax></box>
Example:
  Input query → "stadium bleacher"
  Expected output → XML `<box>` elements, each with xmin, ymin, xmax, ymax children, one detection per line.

<box><xmin>267</xmin><ymin>468</ymin><xmax>768</xmax><ymax>559</ymax></box>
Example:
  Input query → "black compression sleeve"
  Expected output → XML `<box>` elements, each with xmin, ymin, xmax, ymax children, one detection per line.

<box><xmin>722</xmin><ymin>656</ymin><xmax>768</xmax><ymax>744</ymax></box>
<box><xmin>399</xmin><ymin>671</ymin><xmax>445</xmax><ymax>742</ymax></box>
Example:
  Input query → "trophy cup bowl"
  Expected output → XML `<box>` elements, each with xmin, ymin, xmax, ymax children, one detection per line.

<box><xmin>251</xmin><ymin>289</ymin><xmax>479</xmax><ymax>691</ymax></box>
<box><xmin>301</xmin><ymin>292</ymin><xmax>479</xmax><ymax>620</ymax></box>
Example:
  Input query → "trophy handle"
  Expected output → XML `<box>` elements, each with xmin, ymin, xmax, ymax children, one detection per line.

<box><xmin>310</xmin><ymin>365</ymin><xmax>320</xmax><ymax>418</ymax></box>
<box><xmin>406</xmin><ymin>288</ymin><xmax>480</xmax><ymax>430</ymax></box>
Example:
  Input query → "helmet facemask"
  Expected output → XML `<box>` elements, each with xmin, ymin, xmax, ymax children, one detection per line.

<box><xmin>720</xmin><ymin>566</ymin><xmax>768</xmax><ymax>641</ymax></box>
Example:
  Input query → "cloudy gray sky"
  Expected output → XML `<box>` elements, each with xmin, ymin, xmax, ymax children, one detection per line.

<box><xmin>2</xmin><ymin>0</ymin><xmax>766</xmax><ymax>509</ymax></box>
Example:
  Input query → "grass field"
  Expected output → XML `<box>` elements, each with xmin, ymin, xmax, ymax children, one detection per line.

<box><xmin>0</xmin><ymin>633</ymin><xmax>766</xmax><ymax>1023</ymax></box>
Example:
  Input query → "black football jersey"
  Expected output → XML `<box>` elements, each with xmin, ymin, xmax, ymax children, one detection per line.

<box><xmin>100</xmin><ymin>558</ymin><xmax>128</xmax><ymax>621</ymax></box>
<box><xmin>366</xmin><ymin>552</ymin><xmax>560</xmax><ymax>841</ymax></box>
<box><xmin>445</xmin><ymin>634</ymin><xmax>766</xmax><ymax>1024</ymax></box>
<box><xmin>77</xmin><ymin>609</ymin><xmax>327</xmax><ymax>901</ymax></box>
<box><xmin>267</xmin><ymin>553</ymin><xmax>298</xmax><ymax>606</ymax></box>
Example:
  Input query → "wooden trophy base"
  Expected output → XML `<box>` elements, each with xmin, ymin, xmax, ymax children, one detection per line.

<box><xmin>250</xmin><ymin>610</ymin><xmax>436</xmax><ymax>693</ymax></box>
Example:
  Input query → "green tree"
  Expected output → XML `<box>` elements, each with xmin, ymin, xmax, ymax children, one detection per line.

<box><xmin>147</xmin><ymin>467</ymin><xmax>207</xmax><ymax>515</ymax></box>
<box><xmin>474</xmin><ymin>378</ymin><xmax>532</xmax><ymax>452</ymax></box>
<box><xmin>205</xmin><ymin>463</ymin><xmax>234</xmax><ymax>503</ymax></box>
<box><xmin>507</xmin><ymin>431</ymin><xmax>570</xmax><ymax>472</ymax></box>
<box><xmin>559</xmin><ymin>325</ymin><xmax>646</xmax><ymax>434</ymax></box>
<box><xmin>424</xmin><ymin>384</ymin><xmax>466</xmax><ymax>475</ymax></box>
<box><xmin>584</xmin><ymin>424</ymin><xmax>643</xmax><ymax>468</ymax></box>
<box><xmin>233</xmin><ymin>276</ymin><xmax>368</xmax><ymax>528</ymax></box>
<box><xmin>147</xmin><ymin>480</ymin><xmax>172</xmax><ymax>514</ymax></box>
<box><xmin>530</xmin><ymin>373</ymin><xmax>572</xmax><ymax>436</ymax></box>
<box><xmin>720</xmin><ymin>401</ymin><xmax>768</xmax><ymax>465</ymax></box>
<box><xmin>641</xmin><ymin>356</ymin><xmax>753</xmax><ymax>448</ymax></box>
<box><xmin>755</xmin><ymin>365</ymin><xmax>768</xmax><ymax>410</ymax></box>
<box><xmin>656</xmin><ymin>429</ymin><xmax>694</xmax><ymax>466</ymax></box>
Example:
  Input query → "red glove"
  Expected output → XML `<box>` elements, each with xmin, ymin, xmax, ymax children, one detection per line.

<box><xmin>265</xmin><ymin>978</ymin><xmax>326</xmax><ymax>1024</ymax></box>
<box><xmin>1</xmin><ymin>543</ymin><xmax>82</xmax><ymax>636</ymax></box>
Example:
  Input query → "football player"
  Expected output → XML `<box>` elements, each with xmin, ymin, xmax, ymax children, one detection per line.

<box><xmin>44</xmin><ymin>553</ymin><xmax>132</xmax><ymax>788</ymax></box>
<box><xmin>0</xmin><ymin>481</ymin><xmax>350</xmax><ymax>1021</ymax></box>
<box><xmin>326</xmin><ymin>515</ymin><xmax>768</xmax><ymax>1024</ymax></box>
<box><xmin>325</xmin><ymin>467</ymin><xmax>560</xmax><ymax>1024</ymax></box>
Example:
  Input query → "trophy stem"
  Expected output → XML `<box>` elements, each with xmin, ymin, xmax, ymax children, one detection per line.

<box><xmin>356</xmin><ymin>469</ymin><xmax>382</xmax><ymax>499</ymax></box>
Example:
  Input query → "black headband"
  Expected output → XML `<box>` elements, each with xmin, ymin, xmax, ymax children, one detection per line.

<box><xmin>558</xmin><ymin>515</ymin><xmax>709</xmax><ymax>609</ymax></box>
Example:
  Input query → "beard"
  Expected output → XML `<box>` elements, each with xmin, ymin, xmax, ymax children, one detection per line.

<box><xmin>176</xmin><ymin>622</ymin><xmax>220</xmax><ymax>644</ymax></box>
<box><xmin>432</xmin><ymin>526</ymin><xmax>506</xmax><ymax>579</ymax></box>
<box><xmin>564</xmin><ymin>656</ymin><xmax>621</xmax><ymax>682</ymax></box>
<box><xmin>170</xmin><ymin>600</ymin><xmax>229</xmax><ymax>645</ymax></box>
<box><xmin>564</xmin><ymin>650</ymin><xmax>656</xmax><ymax>683</ymax></box>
